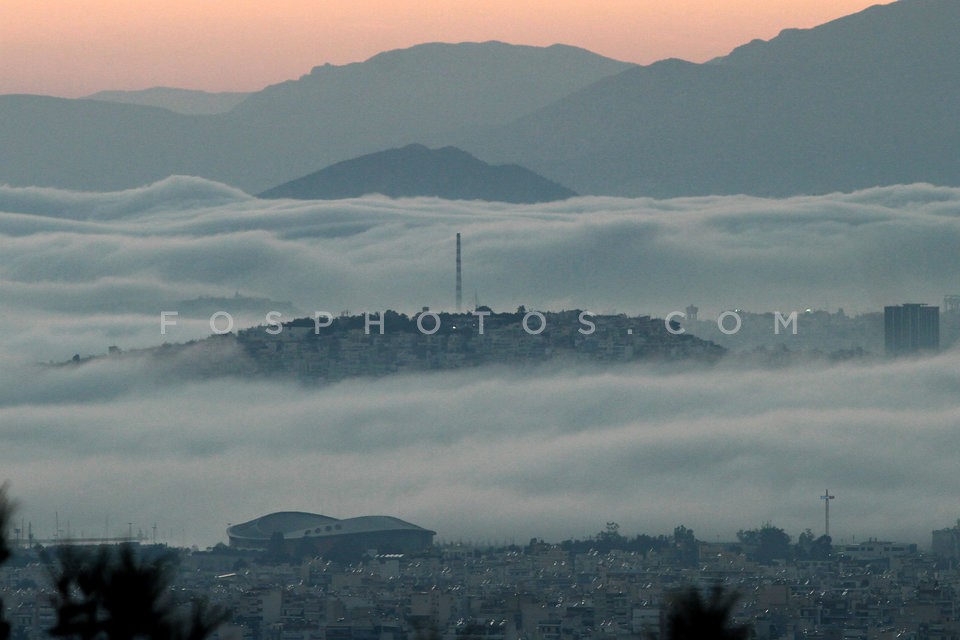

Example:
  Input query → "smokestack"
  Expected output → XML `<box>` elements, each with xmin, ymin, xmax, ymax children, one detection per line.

<box><xmin>456</xmin><ymin>233</ymin><xmax>462</xmax><ymax>312</ymax></box>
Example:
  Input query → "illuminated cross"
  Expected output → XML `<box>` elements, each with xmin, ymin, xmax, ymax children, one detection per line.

<box><xmin>821</xmin><ymin>489</ymin><xmax>835</xmax><ymax>537</ymax></box>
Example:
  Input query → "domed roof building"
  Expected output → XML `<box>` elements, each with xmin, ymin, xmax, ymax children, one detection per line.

<box><xmin>227</xmin><ymin>512</ymin><xmax>435</xmax><ymax>558</ymax></box>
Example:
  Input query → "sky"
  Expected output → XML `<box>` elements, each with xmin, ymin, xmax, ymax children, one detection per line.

<box><xmin>1</xmin><ymin>0</ymin><xmax>888</xmax><ymax>97</ymax></box>
<box><xmin>2</xmin><ymin>179</ymin><xmax>959</xmax><ymax>547</ymax></box>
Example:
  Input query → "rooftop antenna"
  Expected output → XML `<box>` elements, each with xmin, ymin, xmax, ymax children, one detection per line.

<box><xmin>456</xmin><ymin>233</ymin><xmax>462</xmax><ymax>312</ymax></box>
<box><xmin>821</xmin><ymin>489</ymin><xmax>835</xmax><ymax>537</ymax></box>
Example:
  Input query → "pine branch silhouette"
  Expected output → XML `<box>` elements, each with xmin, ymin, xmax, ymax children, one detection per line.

<box><xmin>0</xmin><ymin>484</ymin><xmax>13</xmax><ymax>640</ymax></box>
<box><xmin>45</xmin><ymin>543</ymin><xmax>229</xmax><ymax>640</ymax></box>
<box><xmin>657</xmin><ymin>585</ymin><xmax>750</xmax><ymax>640</ymax></box>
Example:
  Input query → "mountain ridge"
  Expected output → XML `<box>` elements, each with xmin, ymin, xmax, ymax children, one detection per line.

<box><xmin>0</xmin><ymin>41</ymin><xmax>631</xmax><ymax>193</ymax></box>
<box><xmin>85</xmin><ymin>87</ymin><xmax>250</xmax><ymax>115</ymax></box>
<box><xmin>462</xmin><ymin>0</ymin><xmax>960</xmax><ymax>197</ymax></box>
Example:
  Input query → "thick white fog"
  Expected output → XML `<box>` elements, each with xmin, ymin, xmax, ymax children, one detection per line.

<box><xmin>1</xmin><ymin>177</ymin><xmax>959</xmax><ymax>547</ymax></box>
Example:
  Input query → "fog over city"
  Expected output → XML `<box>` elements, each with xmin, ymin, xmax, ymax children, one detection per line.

<box><xmin>3</xmin><ymin>177</ymin><xmax>960</xmax><ymax>361</ymax></box>
<box><xmin>1</xmin><ymin>178</ymin><xmax>959</xmax><ymax>547</ymax></box>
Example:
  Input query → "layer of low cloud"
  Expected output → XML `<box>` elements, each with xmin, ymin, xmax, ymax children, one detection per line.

<box><xmin>2</xmin><ymin>178</ymin><xmax>960</xmax><ymax>362</ymax></box>
<box><xmin>2</xmin><ymin>178</ymin><xmax>959</xmax><ymax>548</ymax></box>
<box><xmin>2</xmin><ymin>351</ymin><xmax>959</xmax><ymax>548</ymax></box>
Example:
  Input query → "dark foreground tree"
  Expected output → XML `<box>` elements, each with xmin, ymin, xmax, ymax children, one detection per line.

<box><xmin>0</xmin><ymin>484</ymin><xmax>13</xmax><ymax>640</ymax></box>
<box><xmin>46</xmin><ymin>544</ymin><xmax>228</xmax><ymax>640</ymax></box>
<box><xmin>659</xmin><ymin>585</ymin><xmax>750</xmax><ymax>640</ymax></box>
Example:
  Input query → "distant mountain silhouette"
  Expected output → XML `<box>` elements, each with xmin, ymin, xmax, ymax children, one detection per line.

<box><xmin>0</xmin><ymin>42</ymin><xmax>630</xmax><ymax>193</ymax></box>
<box><xmin>258</xmin><ymin>144</ymin><xmax>577</xmax><ymax>203</ymax></box>
<box><xmin>86</xmin><ymin>87</ymin><xmax>250</xmax><ymax>115</ymax></box>
<box><xmin>465</xmin><ymin>0</ymin><xmax>960</xmax><ymax>197</ymax></box>
<box><xmin>5</xmin><ymin>2</ymin><xmax>960</xmax><ymax>198</ymax></box>
<box><xmin>209</xmin><ymin>42</ymin><xmax>632</xmax><ymax>192</ymax></box>
<box><xmin>0</xmin><ymin>96</ymin><xmax>208</xmax><ymax>191</ymax></box>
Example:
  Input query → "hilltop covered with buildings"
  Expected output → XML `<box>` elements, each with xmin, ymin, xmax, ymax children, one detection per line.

<box><xmin>71</xmin><ymin>309</ymin><xmax>725</xmax><ymax>382</ymax></box>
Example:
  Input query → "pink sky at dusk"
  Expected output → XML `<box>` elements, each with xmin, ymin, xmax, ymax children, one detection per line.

<box><xmin>2</xmin><ymin>0</ymin><xmax>889</xmax><ymax>98</ymax></box>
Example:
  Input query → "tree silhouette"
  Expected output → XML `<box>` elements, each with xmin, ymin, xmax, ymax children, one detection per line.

<box><xmin>46</xmin><ymin>543</ymin><xmax>228</xmax><ymax>640</ymax></box>
<box><xmin>796</xmin><ymin>528</ymin><xmax>832</xmax><ymax>561</ymax></box>
<box><xmin>736</xmin><ymin>524</ymin><xmax>791</xmax><ymax>564</ymax></box>
<box><xmin>0</xmin><ymin>484</ymin><xmax>13</xmax><ymax>640</ymax></box>
<box><xmin>658</xmin><ymin>585</ymin><xmax>750</xmax><ymax>640</ymax></box>
<box><xmin>673</xmin><ymin>525</ymin><xmax>699</xmax><ymax>566</ymax></box>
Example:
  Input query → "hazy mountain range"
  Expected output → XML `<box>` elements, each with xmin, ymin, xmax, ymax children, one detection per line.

<box><xmin>259</xmin><ymin>144</ymin><xmax>577</xmax><ymax>203</ymax></box>
<box><xmin>0</xmin><ymin>43</ymin><xmax>628</xmax><ymax>193</ymax></box>
<box><xmin>86</xmin><ymin>87</ymin><xmax>251</xmax><ymax>115</ymax></box>
<box><xmin>1</xmin><ymin>0</ymin><xmax>958</xmax><ymax>198</ymax></box>
<box><xmin>467</xmin><ymin>0</ymin><xmax>960</xmax><ymax>196</ymax></box>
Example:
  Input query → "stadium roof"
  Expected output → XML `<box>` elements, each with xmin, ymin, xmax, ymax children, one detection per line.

<box><xmin>227</xmin><ymin>511</ymin><xmax>435</xmax><ymax>544</ymax></box>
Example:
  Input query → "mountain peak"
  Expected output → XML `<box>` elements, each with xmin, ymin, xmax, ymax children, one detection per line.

<box><xmin>258</xmin><ymin>144</ymin><xmax>577</xmax><ymax>203</ymax></box>
<box><xmin>300</xmin><ymin>41</ymin><xmax>629</xmax><ymax>80</ymax></box>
